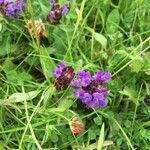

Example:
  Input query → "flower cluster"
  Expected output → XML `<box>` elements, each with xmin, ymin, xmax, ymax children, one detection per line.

<box><xmin>47</xmin><ymin>0</ymin><xmax>69</xmax><ymax>24</ymax></box>
<box><xmin>27</xmin><ymin>19</ymin><xmax>46</xmax><ymax>38</ymax></box>
<box><xmin>71</xmin><ymin>70</ymin><xmax>111</xmax><ymax>108</ymax></box>
<box><xmin>0</xmin><ymin>0</ymin><xmax>26</xmax><ymax>17</ymax></box>
<box><xmin>53</xmin><ymin>61</ymin><xmax>111</xmax><ymax>109</ymax></box>
<box><xmin>54</xmin><ymin>61</ymin><xmax>75</xmax><ymax>90</ymax></box>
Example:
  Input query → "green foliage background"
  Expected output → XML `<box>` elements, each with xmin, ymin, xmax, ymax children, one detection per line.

<box><xmin>0</xmin><ymin>0</ymin><xmax>150</xmax><ymax>149</ymax></box>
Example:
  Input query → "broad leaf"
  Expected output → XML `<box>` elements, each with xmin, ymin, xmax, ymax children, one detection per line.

<box><xmin>9</xmin><ymin>90</ymin><xmax>40</xmax><ymax>103</ymax></box>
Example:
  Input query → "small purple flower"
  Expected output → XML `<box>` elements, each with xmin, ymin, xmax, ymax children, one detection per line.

<box><xmin>62</xmin><ymin>2</ymin><xmax>69</xmax><ymax>15</ymax></box>
<box><xmin>93</xmin><ymin>92</ymin><xmax>104</xmax><ymax>101</ymax></box>
<box><xmin>77</xmin><ymin>70</ymin><xmax>91</xmax><ymax>87</ymax></box>
<box><xmin>0</xmin><ymin>0</ymin><xmax>8</xmax><ymax>5</ymax></box>
<box><xmin>53</xmin><ymin>61</ymin><xmax>67</xmax><ymax>78</ymax></box>
<box><xmin>80</xmin><ymin>93</ymin><xmax>92</xmax><ymax>103</ymax></box>
<box><xmin>80</xmin><ymin>77</ymin><xmax>91</xmax><ymax>87</ymax></box>
<box><xmin>54</xmin><ymin>61</ymin><xmax>75</xmax><ymax>90</ymax></box>
<box><xmin>77</xmin><ymin>70</ymin><xmax>91</xmax><ymax>79</ymax></box>
<box><xmin>58</xmin><ymin>61</ymin><xmax>66</xmax><ymax>69</ymax></box>
<box><xmin>53</xmin><ymin>67</ymin><xmax>63</xmax><ymax>78</ymax></box>
<box><xmin>93</xmin><ymin>92</ymin><xmax>107</xmax><ymax>107</ymax></box>
<box><xmin>93</xmin><ymin>71</ymin><xmax>111</xmax><ymax>82</ymax></box>
<box><xmin>47</xmin><ymin>1</ymin><xmax>69</xmax><ymax>24</ymax></box>
<box><xmin>74</xmin><ymin>89</ymin><xmax>85</xmax><ymax>98</ymax></box>
<box><xmin>50</xmin><ymin>0</ymin><xmax>55</xmax><ymax>7</ymax></box>
<box><xmin>72</xmin><ymin>70</ymin><xmax>111</xmax><ymax>108</ymax></box>
<box><xmin>71</xmin><ymin>80</ymin><xmax>80</xmax><ymax>87</ymax></box>
<box><xmin>101</xmin><ymin>72</ymin><xmax>111</xmax><ymax>82</ymax></box>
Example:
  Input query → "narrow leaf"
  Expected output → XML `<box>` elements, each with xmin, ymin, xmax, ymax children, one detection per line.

<box><xmin>97</xmin><ymin>123</ymin><xmax>105</xmax><ymax>150</ymax></box>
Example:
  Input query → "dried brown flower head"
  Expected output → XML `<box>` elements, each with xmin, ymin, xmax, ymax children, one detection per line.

<box><xmin>69</xmin><ymin>117</ymin><xmax>84</xmax><ymax>135</ymax></box>
<box><xmin>27</xmin><ymin>19</ymin><xmax>46</xmax><ymax>38</ymax></box>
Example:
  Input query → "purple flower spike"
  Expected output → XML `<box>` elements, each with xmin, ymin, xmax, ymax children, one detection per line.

<box><xmin>54</xmin><ymin>61</ymin><xmax>75</xmax><ymax>90</ymax></box>
<box><xmin>61</xmin><ymin>2</ymin><xmax>69</xmax><ymax>15</ymax></box>
<box><xmin>0</xmin><ymin>0</ymin><xmax>26</xmax><ymax>17</ymax></box>
<box><xmin>72</xmin><ymin>69</ymin><xmax>111</xmax><ymax>108</ymax></box>
<box><xmin>47</xmin><ymin>0</ymin><xmax>69</xmax><ymax>24</ymax></box>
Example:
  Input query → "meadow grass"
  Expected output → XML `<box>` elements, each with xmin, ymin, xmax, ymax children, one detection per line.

<box><xmin>0</xmin><ymin>0</ymin><xmax>150</xmax><ymax>149</ymax></box>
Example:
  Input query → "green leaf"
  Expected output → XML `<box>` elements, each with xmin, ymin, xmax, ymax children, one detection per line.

<box><xmin>86</xmin><ymin>27</ymin><xmax>107</xmax><ymax>48</ymax></box>
<box><xmin>43</xmin><ymin>86</ymin><xmax>56</xmax><ymax>106</ymax></box>
<box><xmin>58</xmin><ymin>99</ymin><xmax>74</xmax><ymax>110</ymax></box>
<box><xmin>94</xmin><ymin>117</ymin><xmax>102</xmax><ymax>125</ymax></box>
<box><xmin>130</xmin><ymin>57</ymin><xmax>143</xmax><ymax>73</ymax></box>
<box><xmin>119</xmin><ymin>87</ymin><xmax>138</xmax><ymax>105</ymax></box>
<box><xmin>2</xmin><ymin>58</ymin><xmax>16</xmax><ymax>73</ymax></box>
<box><xmin>88</xmin><ymin>128</ymin><xmax>97</xmax><ymax>140</ymax></box>
<box><xmin>50</xmin><ymin>134</ymin><xmax>59</xmax><ymax>143</ymax></box>
<box><xmin>97</xmin><ymin>123</ymin><xmax>105</xmax><ymax>150</ymax></box>
<box><xmin>106</xmin><ymin>9</ymin><xmax>120</xmax><ymax>34</ymax></box>
<box><xmin>8</xmin><ymin>90</ymin><xmax>40</xmax><ymax>103</ymax></box>
<box><xmin>142</xmin><ymin>51</ymin><xmax>150</xmax><ymax>75</ymax></box>
<box><xmin>40</xmin><ymin>47</ymin><xmax>55</xmax><ymax>79</ymax></box>
<box><xmin>94</xmin><ymin>32</ymin><xmax>107</xmax><ymax>48</ymax></box>
<box><xmin>0</xmin><ymin>23</ymin><xmax>2</xmax><ymax>32</ymax></box>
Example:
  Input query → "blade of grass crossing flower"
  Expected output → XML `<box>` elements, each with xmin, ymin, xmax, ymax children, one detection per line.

<box><xmin>97</xmin><ymin>123</ymin><xmax>105</xmax><ymax>150</ymax></box>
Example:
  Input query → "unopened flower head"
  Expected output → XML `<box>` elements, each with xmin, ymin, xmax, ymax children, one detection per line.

<box><xmin>54</xmin><ymin>61</ymin><xmax>75</xmax><ymax>90</ymax></box>
<box><xmin>27</xmin><ymin>19</ymin><xmax>46</xmax><ymax>38</ymax></box>
<box><xmin>71</xmin><ymin>70</ymin><xmax>111</xmax><ymax>108</ymax></box>
<box><xmin>69</xmin><ymin>117</ymin><xmax>84</xmax><ymax>135</ymax></box>
<box><xmin>47</xmin><ymin>0</ymin><xmax>69</xmax><ymax>24</ymax></box>
<box><xmin>0</xmin><ymin>0</ymin><xmax>26</xmax><ymax>17</ymax></box>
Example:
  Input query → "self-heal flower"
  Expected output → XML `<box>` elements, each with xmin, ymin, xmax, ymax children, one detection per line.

<box><xmin>47</xmin><ymin>0</ymin><xmax>69</xmax><ymax>24</ymax></box>
<box><xmin>54</xmin><ymin>61</ymin><xmax>75</xmax><ymax>90</ymax></box>
<box><xmin>0</xmin><ymin>0</ymin><xmax>26</xmax><ymax>17</ymax></box>
<box><xmin>72</xmin><ymin>70</ymin><xmax>111</xmax><ymax>108</ymax></box>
